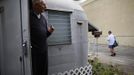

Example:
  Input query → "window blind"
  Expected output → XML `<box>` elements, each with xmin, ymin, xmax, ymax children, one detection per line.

<box><xmin>47</xmin><ymin>10</ymin><xmax>71</xmax><ymax>45</ymax></box>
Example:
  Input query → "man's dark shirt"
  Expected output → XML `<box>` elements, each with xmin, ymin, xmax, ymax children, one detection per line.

<box><xmin>30</xmin><ymin>11</ymin><xmax>51</xmax><ymax>53</ymax></box>
<box><xmin>30</xmin><ymin>11</ymin><xmax>51</xmax><ymax>75</ymax></box>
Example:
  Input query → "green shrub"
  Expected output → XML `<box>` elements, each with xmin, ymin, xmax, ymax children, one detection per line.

<box><xmin>88</xmin><ymin>57</ymin><xmax>126</xmax><ymax>75</ymax></box>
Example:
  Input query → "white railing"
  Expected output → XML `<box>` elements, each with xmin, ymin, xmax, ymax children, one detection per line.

<box><xmin>52</xmin><ymin>65</ymin><xmax>92</xmax><ymax>75</ymax></box>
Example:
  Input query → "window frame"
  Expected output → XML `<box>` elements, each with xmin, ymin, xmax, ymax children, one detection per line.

<box><xmin>45</xmin><ymin>9</ymin><xmax>72</xmax><ymax>46</ymax></box>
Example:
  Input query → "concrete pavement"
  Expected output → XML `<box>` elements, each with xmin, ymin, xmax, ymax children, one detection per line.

<box><xmin>88</xmin><ymin>44</ymin><xmax>134</xmax><ymax>74</ymax></box>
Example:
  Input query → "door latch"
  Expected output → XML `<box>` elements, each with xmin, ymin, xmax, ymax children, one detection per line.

<box><xmin>22</xmin><ymin>41</ymin><xmax>28</xmax><ymax>57</ymax></box>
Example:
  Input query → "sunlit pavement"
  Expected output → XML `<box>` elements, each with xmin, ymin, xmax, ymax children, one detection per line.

<box><xmin>88</xmin><ymin>44</ymin><xmax>134</xmax><ymax>74</ymax></box>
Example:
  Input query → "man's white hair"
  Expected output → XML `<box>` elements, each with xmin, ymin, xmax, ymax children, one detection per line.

<box><xmin>32</xmin><ymin>0</ymin><xmax>46</xmax><ymax>4</ymax></box>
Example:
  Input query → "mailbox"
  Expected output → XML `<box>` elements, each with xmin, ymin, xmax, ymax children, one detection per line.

<box><xmin>92</xmin><ymin>31</ymin><xmax>102</xmax><ymax>38</ymax></box>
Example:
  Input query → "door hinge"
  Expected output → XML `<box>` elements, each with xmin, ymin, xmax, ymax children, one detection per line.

<box><xmin>0</xmin><ymin>7</ymin><xmax>4</xmax><ymax>13</ymax></box>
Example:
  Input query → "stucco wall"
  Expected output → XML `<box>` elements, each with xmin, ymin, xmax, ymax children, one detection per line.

<box><xmin>82</xmin><ymin>0</ymin><xmax>134</xmax><ymax>47</ymax></box>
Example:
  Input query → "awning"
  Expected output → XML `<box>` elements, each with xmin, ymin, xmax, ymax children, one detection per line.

<box><xmin>88</xmin><ymin>22</ymin><xmax>98</xmax><ymax>32</ymax></box>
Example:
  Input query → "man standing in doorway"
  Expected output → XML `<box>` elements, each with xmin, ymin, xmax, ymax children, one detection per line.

<box><xmin>107</xmin><ymin>31</ymin><xmax>116</xmax><ymax>56</ymax></box>
<box><xmin>30</xmin><ymin>0</ymin><xmax>54</xmax><ymax>75</ymax></box>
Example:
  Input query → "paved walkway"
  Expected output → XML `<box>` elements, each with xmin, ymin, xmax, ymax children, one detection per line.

<box><xmin>88</xmin><ymin>44</ymin><xmax>134</xmax><ymax>74</ymax></box>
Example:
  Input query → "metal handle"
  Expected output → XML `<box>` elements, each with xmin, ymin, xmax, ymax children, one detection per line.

<box><xmin>22</xmin><ymin>41</ymin><xmax>28</xmax><ymax>57</ymax></box>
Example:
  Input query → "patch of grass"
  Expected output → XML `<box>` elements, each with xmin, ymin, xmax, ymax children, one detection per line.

<box><xmin>88</xmin><ymin>57</ymin><xmax>130</xmax><ymax>75</ymax></box>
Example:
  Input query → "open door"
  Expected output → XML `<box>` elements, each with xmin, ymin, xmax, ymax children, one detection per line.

<box><xmin>0</xmin><ymin>6</ymin><xmax>4</xmax><ymax>75</ymax></box>
<box><xmin>0</xmin><ymin>0</ymin><xmax>31</xmax><ymax>75</ymax></box>
<box><xmin>20</xmin><ymin>0</ymin><xmax>32</xmax><ymax>75</ymax></box>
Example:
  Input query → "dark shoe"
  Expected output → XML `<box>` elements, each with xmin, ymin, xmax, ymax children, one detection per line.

<box><xmin>113</xmin><ymin>53</ymin><xmax>116</xmax><ymax>56</ymax></box>
<box><xmin>111</xmin><ymin>53</ymin><xmax>116</xmax><ymax>56</ymax></box>
<box><xmin>110</xmin><ymin>54</ymin><xmax>114</xmax><ymax>56</ymax></box>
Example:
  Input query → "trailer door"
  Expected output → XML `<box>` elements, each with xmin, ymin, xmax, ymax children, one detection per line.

<box><xmin>0</xmin><ymin>0</ymin><xmax>31</xmax><ymax>75</ymax></box>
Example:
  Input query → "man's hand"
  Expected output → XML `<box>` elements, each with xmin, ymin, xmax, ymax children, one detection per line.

<box><xmin>48</xmin><ymin>25</ymin><xmax>54</xmax><ymax>33</ymax></box>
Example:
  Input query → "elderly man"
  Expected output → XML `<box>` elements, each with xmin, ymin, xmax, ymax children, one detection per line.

<box><xmin>30</xmin><ymin>0</ymin><xmax>54</xmax><ymax>75</ymax></box>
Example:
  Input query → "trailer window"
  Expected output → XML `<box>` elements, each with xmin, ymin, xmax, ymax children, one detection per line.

<box><xmin>47</xmin><ymin>10</ymin><xmax>71</xmax><ymax>45</ymax></box>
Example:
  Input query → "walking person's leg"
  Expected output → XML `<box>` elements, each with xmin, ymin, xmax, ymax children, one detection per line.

<box><xmin>109</xmin><ymin>45</ymin><xmax>116</xmax><ymax>56</ymax></box>
<box><xmin>111</xmin><ymin>49</ymin><xmax>116</xmax><ymax>56</ymax></box>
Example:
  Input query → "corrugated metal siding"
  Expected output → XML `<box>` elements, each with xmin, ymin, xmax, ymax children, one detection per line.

<box><xmin>47</xmin><ymin>10</ymin><xmax>71</xmax><ymax>45</ymax></box>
